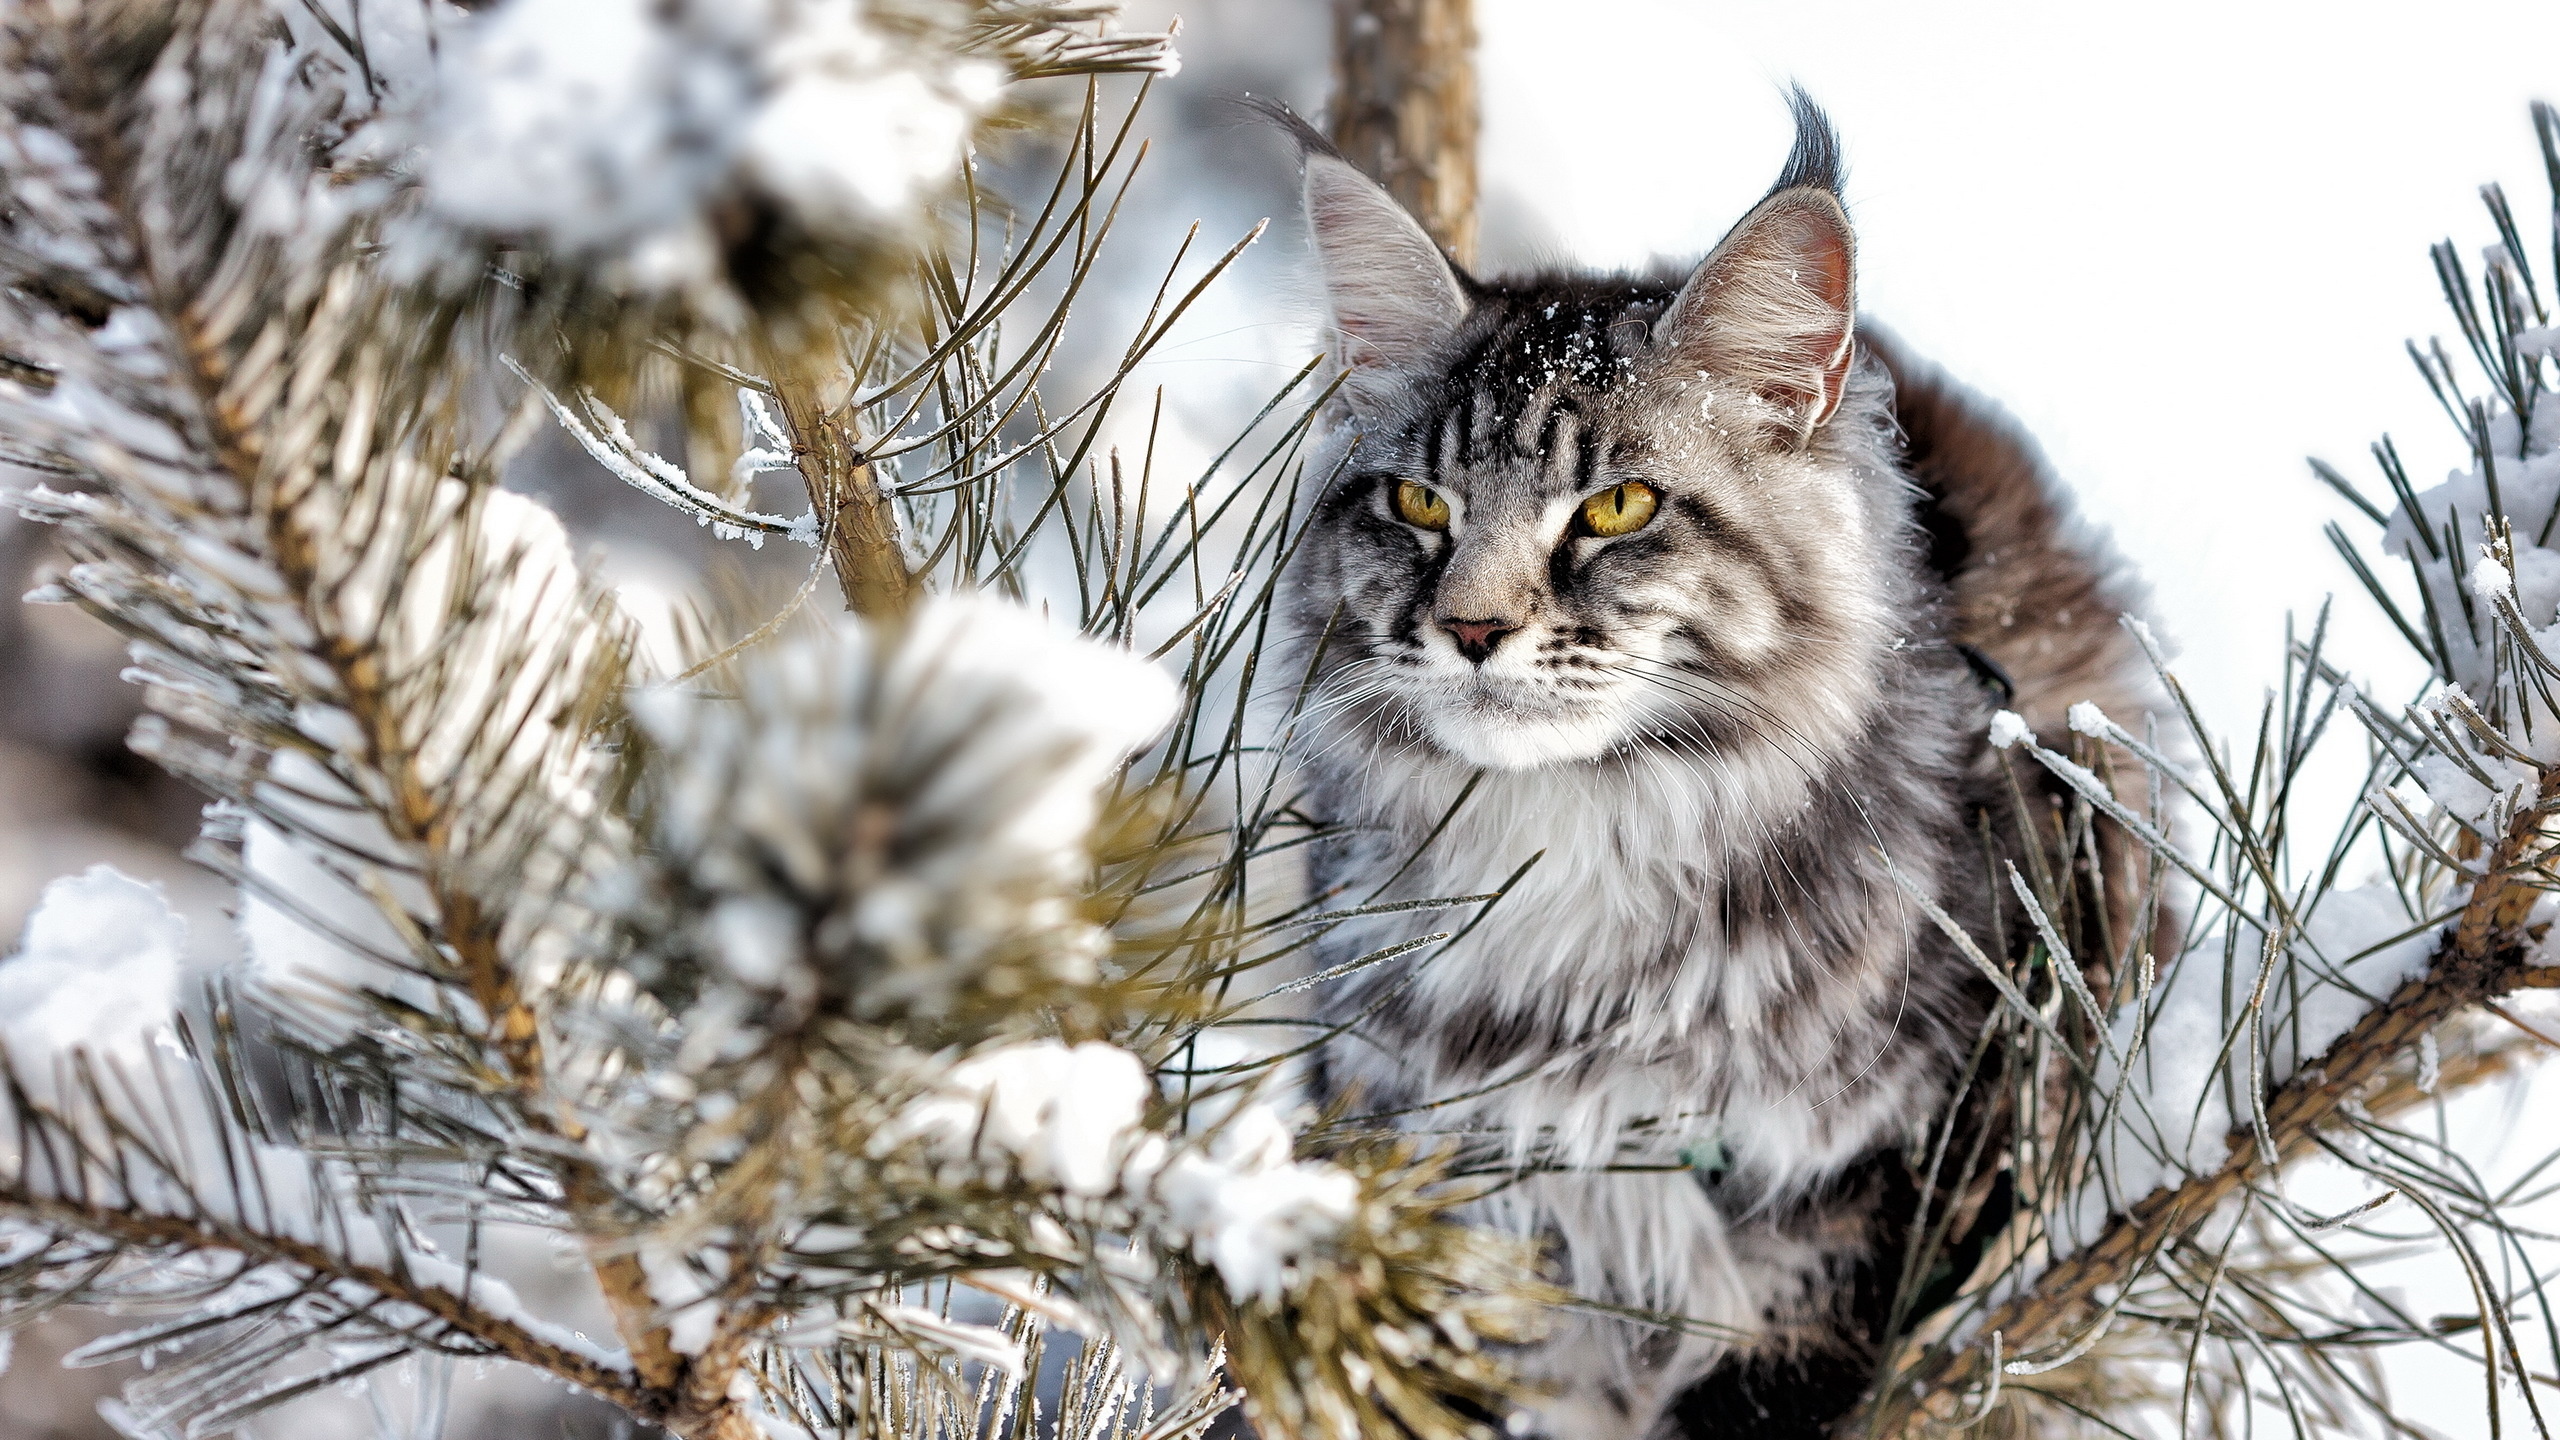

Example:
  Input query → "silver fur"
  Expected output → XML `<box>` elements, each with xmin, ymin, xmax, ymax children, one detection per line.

<box><xmin>1274</xmin><ymin>98</ymin><xmax>2150</xmax><ymax>1440</ymax></box>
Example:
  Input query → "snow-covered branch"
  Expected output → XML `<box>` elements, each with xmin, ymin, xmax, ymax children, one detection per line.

<box><xmin>1872</xmin><ymin>107</ymin><xmax>2560</xmax><ymax>1437</ymax></box>
<box><xmin>0</xmin><ymin>8</ymin><xmax>1549</xmax><ymax>1439</ymax></box>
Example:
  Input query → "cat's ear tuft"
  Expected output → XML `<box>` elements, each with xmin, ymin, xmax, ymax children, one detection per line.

<box><xmin>1657</xmin><ymin>189</ymin><xmax>1855</xmax><ymax>442</ymax></box>
<box><xmin>1299</xmin><ymin>149</ymin><xmax>1469</xmax><ymax>370</ymax></box>
<box><xmin>1656</xmin><ymin>92</ymin><xmax>1856</xmax><ymax>442</ymax></box>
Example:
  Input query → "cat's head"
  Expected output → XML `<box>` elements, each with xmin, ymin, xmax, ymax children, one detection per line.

<box><xmin>1283</xmin><ymin>93</ymin><xmax>1921</xmax><ymax>773</ymax></box>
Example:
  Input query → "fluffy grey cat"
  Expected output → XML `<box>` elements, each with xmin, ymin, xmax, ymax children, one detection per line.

<box><xmin>1274</xmin><ymin>95</ymin><xmax>2155</xmax><ymax>1440</ymax></box>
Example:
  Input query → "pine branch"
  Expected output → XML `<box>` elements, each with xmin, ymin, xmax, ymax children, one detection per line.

<box><xmin>139</xmin><ymin>114</ymin><xmax>701</xmax><ymax>1440</ymax></box>
<box><xmin>0</xmin><ymin>2</ymin><xmax>708</xmax><ymax>1421</ymax></box>
<box><xmin>3</xmin><ymin>1192</ymin><xmax>650</xmax><ymax>1414</ymax></box>
<box><xmin>0</xmin><ymin>7</ymin><xmax>1564</xmax><ymax>1438</ymax></box>
<box><xmin>1881</xmin><ymin>686</ymin><xmax>2560</xmax><ymax>1433</ymax></box>
<box><xmin>770</xmin><ymin>362</ymin><xmax>916</xmax><ymax>619</ymax></box>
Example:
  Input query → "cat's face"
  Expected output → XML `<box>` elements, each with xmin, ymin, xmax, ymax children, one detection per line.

<box><xmin>1287</xmin><ymin>126</ymin><xmax>1910</xmax><ymax>772</ymax></box>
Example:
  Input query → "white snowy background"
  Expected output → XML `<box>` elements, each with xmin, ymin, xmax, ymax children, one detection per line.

<box><xmin>6</xmin><ymin>1</ymin><xmax>2560</xmax><ymax>1436</ymax></box>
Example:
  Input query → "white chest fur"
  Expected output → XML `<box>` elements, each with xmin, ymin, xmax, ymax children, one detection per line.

<box><xmin>1319</xmin><ymin>737</ymin><xmax>1922</xmax><ymax>1193</ymax></box>
<box><xmin>1303</xmin><ymin>705</ymin><xmax>1959</xmax><ymax>1437</ymax></box>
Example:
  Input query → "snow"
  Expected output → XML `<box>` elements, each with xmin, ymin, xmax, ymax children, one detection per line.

<box><xmin>2376</xmin><ymin>389</ymin><xmax>2560</xmax><ymax>722</ymax></box>
<box><xmin>2078</xmin><ymin>884</ymin><xmax>2443</xmax><ymax>1224</ymax></box>
<box><xmin>1987</xmin><ymin>709</ymin><xmax>2030</xmax><ymax>749</ymax></box>
<box><xmin>1147</xmin><ymin>1104</ymin><xmax>1359</xmax><ymax>1304</ymax></box>
<box><xmin>2408</xmin><ymin>746</ymin><xmax>2535</xmax><ymax>826</ymax></box>
<box><xmin>623</xmin><ymin>594</ymin><xmax>1177</xmax><ymax>1024</ymax></box>
<box><xmin>873</xmin><ymin>1039</ymin><xmax>1358</xmax><ymax>1304</ymax></box>
<box><xmin>0</xmin><ymin>866</ymin><xmax>187</xmax><ymax>1108</ymax></box>
<box><xmin>417</xmin><ymin>0</ymin><xmax>995</xmax><ymax>294</ymax></box>
<box><xmin>874</xmin><ymin>1041</ymin><xmax>1155</xmax><ymax>1199</ymax></box>
<box><xmin>2361</xmin><ymin>323</ymin><xmax>2560</xmax><ymax>863</ymax></box>
<box><xmin>742</xmin><ymin>12</ymin><xmax>997</xmax><ymax>233</ymax></box>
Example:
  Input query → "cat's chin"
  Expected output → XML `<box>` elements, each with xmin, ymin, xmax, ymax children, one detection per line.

<box><xmin>1419</xmin><ymin>704</ymin><xmax>1631</xmax><ymax>770</ymax></box>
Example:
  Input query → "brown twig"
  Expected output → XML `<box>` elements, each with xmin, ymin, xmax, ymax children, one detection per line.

<box><xmin>5</xmin><ymin>1192</ymin><xmax>651</xmax><ymax>1413</ymax></box>
<box><xmin>769</xmin><ymin>364</ymin><xmax>914</xmax><ymax>620</ymax></box>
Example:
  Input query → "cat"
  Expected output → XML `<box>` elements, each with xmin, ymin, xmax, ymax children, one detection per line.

<box><xmin>1270</xmin><ymin>91</ymin><xmax>2157</xmax><ymax>1440</ymax></box>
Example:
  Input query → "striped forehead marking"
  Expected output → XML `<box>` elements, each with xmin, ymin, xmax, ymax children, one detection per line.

<box><xmin>1419</xmin><ymin>377</ymin><xmax>1608</xmax><ymax>494</ymax></box>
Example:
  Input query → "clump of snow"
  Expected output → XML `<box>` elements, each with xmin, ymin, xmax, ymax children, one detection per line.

<box><xmin>2066</xmin><ymin>700</ymin><xmax>2110</xmax><ymax>737</ymax></box>
<box><xmin>1988</xmin><ymin>709</ymin><xmax>2031</xmax><ymax>749</ymax></box>
<box><xmin>2407</xmin><ymin>746</ymin><xmax>2536</xmax><ymax>826</ymax></box>
<box><xmin>414</xmin><ymin>0</ymin><xmax>997</xmax><ymax>296</ymax></box>
<box><xmin>875</xmin><ymin>1039</ymin><xmax>1358</xmax><ymax>1304</ymax></box>
<box><xmin>0</xmin><ymin>867</ymin><xmax>186</xmax><ymax>1107</ymax></box>
<box><xmin>1148</xmin><ymin>1104</ymin><xmax>1359</xmax><ymax>1304</ymax></box>
<box><xmin>2469</xmin><ymin>553</ymin><xmax>2516</xmax><ymax>602</ymax></box>
<box><xmin>2078</xmin><ymin>884</ymin><xmax>2442</xmax><ymax>1226</ymax></box>
<box><xmin>2377</xmin><ymin>393</ymin><xmax>2560</xmax><ymax>724</ymax></box>
<box><xmin>875</xmin><ymin>1041</ymin><xmax>1155</xmax><ymax>1197</ymax></box>
<box><xmin>620</xmin><ymin>594</ymin><xmax>1176</xmax><ymax>1028</ymax></box>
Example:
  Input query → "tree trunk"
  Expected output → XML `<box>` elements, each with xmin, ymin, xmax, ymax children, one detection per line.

<box><xmin>1328</xmin><ymin>0</ymin><xmax>1480</xmax><ymax>266</ymax></box>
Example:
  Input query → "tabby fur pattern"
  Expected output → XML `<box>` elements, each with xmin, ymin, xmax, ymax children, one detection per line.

<box><xmin>1273</xmin><ymin>93</ymin><xmax>2158</xmax><ymax>1440</ymax></box>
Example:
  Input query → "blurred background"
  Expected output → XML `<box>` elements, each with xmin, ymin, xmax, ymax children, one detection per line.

<box><xmin>8</xmin><ymin>2</ymin><xmax>2560</xmax><ymax>1434</ymax></box>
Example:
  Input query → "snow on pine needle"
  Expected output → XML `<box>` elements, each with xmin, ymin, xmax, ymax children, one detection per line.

<box><xmin>874</xmin><ymin>1039</ymin><xmax>1358</xmax><ymax>1304</ymax></box>
<box><xmin>0</xmin><ymin>5</ymin><xmax>1554</xmax><ymax>1439</ymax></box>
<box><xmin>415</xmin><ymin>0</ymin><xmax>999</xmax><ymax>297</ymax></box>
<box><xmin>1871</xmin><ymin>110</ymin><xmax>2560</xmax><ymax>1439</ymax></box>
<box><xmin>613</xmin><ymin>595</ymin><xmax>1175</xmax><ymax>1035</ymax></box>
<box><xmin>334</xmin><ymin>0</ymin><xmax>1179</xmax><ymax>355</ymax></box>
<box><xmin>0</xmin><ymin>867</ymin><xmax>189</xmax><ymax>1121</ymax></box>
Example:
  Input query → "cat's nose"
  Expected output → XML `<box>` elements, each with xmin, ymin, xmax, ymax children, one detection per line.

<box><xmin>1440</xmin><ymin>617</ymin><xmax>1519</xmax><ymax>664</ymax></box>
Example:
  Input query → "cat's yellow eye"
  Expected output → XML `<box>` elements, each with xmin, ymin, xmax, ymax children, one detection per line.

<box><xmin>1579</xmin><ymin>481</ymin><xmax>1659</xmax><ymax>538</ymax></box>
<box><xmin>1394</xmin><ymin>480</ymin><xmax>1452</xmax><ymax>530</ymax></box>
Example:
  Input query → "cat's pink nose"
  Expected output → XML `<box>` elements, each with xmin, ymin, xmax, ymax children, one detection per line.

<box><xmin>1440</xmin><ymin>617</ymin><xmax>1519</xmax><ymax>664</ymax></box>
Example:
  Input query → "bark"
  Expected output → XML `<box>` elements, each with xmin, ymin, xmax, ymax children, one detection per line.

<box><xmin>1329</xmin><ymin>0</ymin><xmax>1480</xmax><ymax>265</ymax></box>
<box><xmin>771</xmin><ymin>368</ymin><xmax>914</xmax><ymax>621</ymax></box>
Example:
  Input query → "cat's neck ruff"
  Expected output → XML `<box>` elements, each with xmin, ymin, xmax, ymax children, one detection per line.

<box><xmin>1331</xmin><ymin>708</ymin><xmax>1858</xmax><ymax>894</ymax></box>
<box><xmin>1307</xmin><ymin>703</ymin><xmax>1934</xmax><ymax>1164</ymax></box>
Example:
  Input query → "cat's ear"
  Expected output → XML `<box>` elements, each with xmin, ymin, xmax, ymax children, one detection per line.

<box><xmin>1300</xmin><ymin>149</ymin><xmax>1469</xmax><ymax>369</ymax></box>
<box><xmin>1656</xmin><ymin>91</ymin><xmax>1856</xmax><ymax>441</ymax></box>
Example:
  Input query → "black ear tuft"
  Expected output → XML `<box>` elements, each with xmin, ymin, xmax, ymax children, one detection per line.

<box><xmin>1656</xmin><ymin>88</ymin><xmax>1858</xmax><ymax>442</ymax></box>
<box><xmin>1769</xmin><ymin>84</ymin><xmax>1844</xmax><ymax>198</ymax></box>
<box><xmin>1236</xmin><ymin>95</ymin><xmax>1349</xmax><ymax>166</ymax></box>
<box><xmin>1259</xmin><ymin>93</ymin><xmax>1470</xmax><ymax>376</ymax></box>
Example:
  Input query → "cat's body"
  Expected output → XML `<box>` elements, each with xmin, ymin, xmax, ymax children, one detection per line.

<box><xmin>1276</xmin><ymin>98</ymin><xmax>2155</xmax><ymax>1440</ymax></box>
